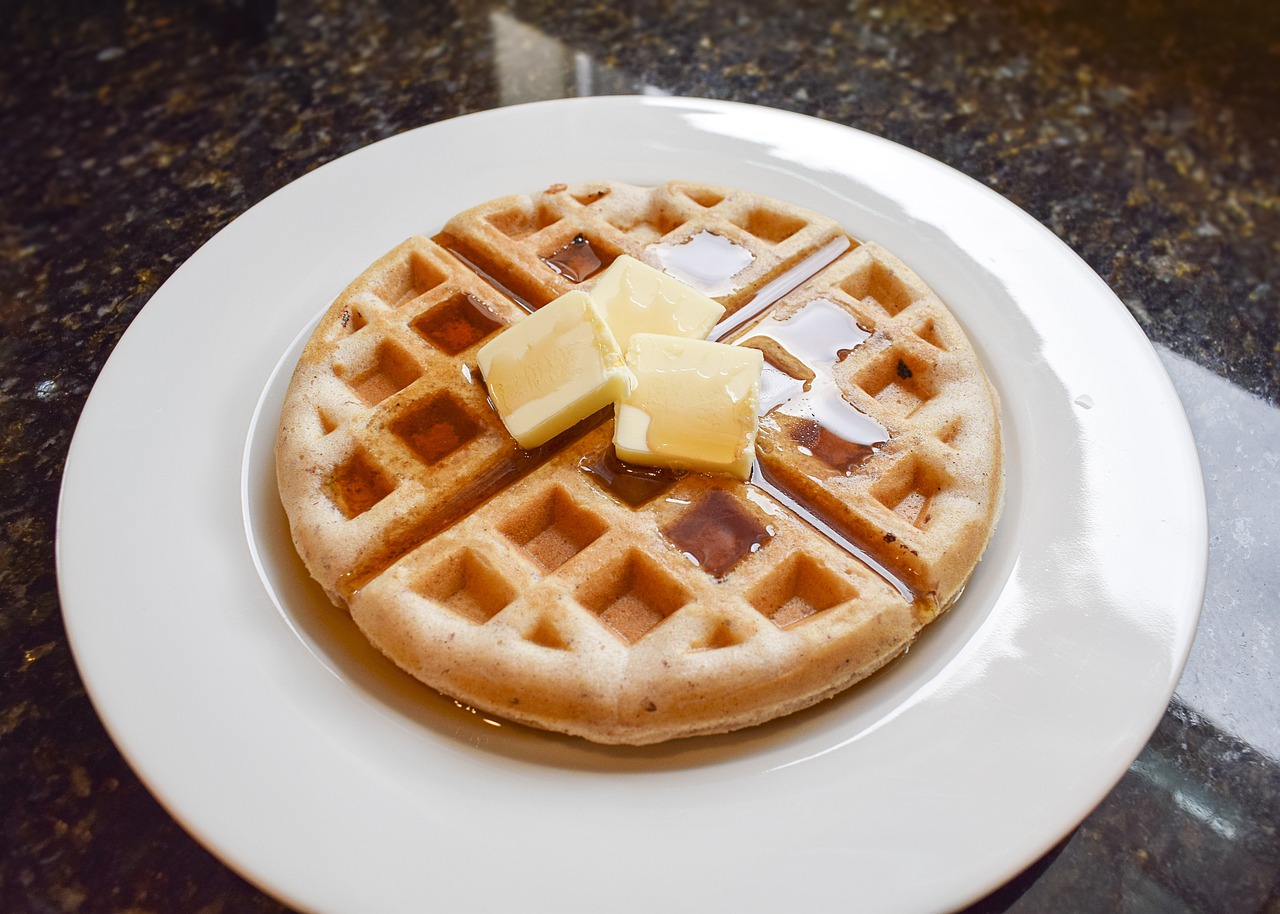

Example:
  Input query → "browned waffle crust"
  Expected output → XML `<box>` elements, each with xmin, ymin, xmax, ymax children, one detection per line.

<box><xmin>275</xmin><ymin>181</ymin><xmax>1003</xmax><ymax>744</ymax></box>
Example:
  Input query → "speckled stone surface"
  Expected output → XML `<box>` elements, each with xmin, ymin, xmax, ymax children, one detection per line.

<box><xmin>2</xmin><ymin>1</ymin><xmax>1276</xmax><ymax>911</ymax></box>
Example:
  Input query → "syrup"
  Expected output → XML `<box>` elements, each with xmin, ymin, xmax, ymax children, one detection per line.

<box><xmin>412</xmin><ymin>292</ymin><xmax>506</xmax><ymax>355</ymax></box>
<box><xmin>345</xmin><ymin>232</ymin><xmax>910</xmax><ymax>609</ymax></box>
<box><xmin>744</xmin><ymin>297</ymin><xmax>888</xmax><ymax>474</ymax></box>
<box><xmin>780</xmin><ymin>382</ymin><xmax>888</xmax><ymax>468</ymax></box>
<box><xmin>750</xmin><ymin>461</ymin><xmax>913</xmax><ymax>603</ymax></box>
<box><xmin>711</xmin><ymin>236</ymin><xmax>851</xmax><ymax>339</ymax></box>
<box><xmin>661</xmin><ymin>488</ymin><xmax>772</xmax><ymax>578</ymax></box>
<box><xmin>650</xmin><ymin>230</ymin><xmax>754</xmax><ymax>298</ymax></box>
<box><xmin>787</xmin><ymin>418</ymin><xmax>875</xmax><ymax>473</ymax></box>
<box><xmin>757</xmin><ymin>358</ymin><xmax>808</xmax><ymax>415</ymax></box>
<box><xmin>338</xmin><ymin>404</ymin><xmax>611</xmax><ymax>602</ymax></box>
<box><xmin>579</xmin><ymin>446</ymin><xmax>684</xmax><ymax>507</ymax></box>
<box><xmin>433</xmin><ymin>235</ymin><xmax>538</xmax><ymax>313</ymax></box>
<box><xmin>751</xmin><ymin>296</ymin><xmax>871</xmax><ymax>365</ymax></box>
<box><xmin>542</xmin><ymin>233</ymin><xmax>604</xmax><ymax>282</ymax></box>
<box><xmin>390</xmin><ymin>392</ymin><xmax>482</xmax><ymax>465</ymax></box>
<box><xmin>328</xmin><ymin>451</ymin><xmax>392</xmax><ymax>519</ymax></box>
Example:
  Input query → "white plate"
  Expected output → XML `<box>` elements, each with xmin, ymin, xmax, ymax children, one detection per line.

<box><xmin>57</xmin><ymin>97</ymin><xmax>1206</xmax><ymax>914</ymax></box>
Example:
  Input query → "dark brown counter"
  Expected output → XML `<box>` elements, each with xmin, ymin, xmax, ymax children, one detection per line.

<box><xmin>2</xmin><ymin>1</ymin><xmax>1277</xmax><ymax>911</ymax></box>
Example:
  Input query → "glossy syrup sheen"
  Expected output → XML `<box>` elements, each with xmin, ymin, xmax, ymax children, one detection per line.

<box><xmin>405</xmin><ymin>232</ymin><xmax>912</xmax><ymax>605</ymax></box>
<box><xmin>541</xmin><ymin>233</ymin><xmax>604</xmax><ymax>282</ymax></box>
<box><xmin>596</xmin><ymin>239</ymin><xmax>907</xmax><ymax>599</ymax></box>
<box><xmin>737</xmin><ymin>295</ymin><xmax>916</xmax><ymax>599</ymax></box>
<box><xmin>650</xmin><ymin>230</ymin><xmax>754</xmax><ymax>297</ymax></box>
<box><xmin>661</xmin><ymin>488</ymin><xmax>773</xmax><ymax>578</ymax></box>
<box><xmin>413</xmin><ymin>292</ymin><xmax>506</xmax><ymax>355</ymax></box>
<box><xmin>578</xmin><ymin>445</ymin><xmax>684</xmax><ymax>507</ymax></box>
<box><xmin>579</xmin><ymin>289</ymin><xmax>912</xmax><ymax>600</ymax></box>
<box><xmin>743</xmin><ymin>297</ymin><xmax>888</xmax><ymax>473</ymax></box>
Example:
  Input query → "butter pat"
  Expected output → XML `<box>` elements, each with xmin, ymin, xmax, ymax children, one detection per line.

<box><xmin>478</xmin><ymin>290</ymin><xmax>630</xmax><ymax>448</ymax></box>
<box><xmin>614</xmin><ymin>334</ymin><xmax>763</xmax><ymax>480</ymax></box>
<box><xmin>589</xmin><ymin>255</ymin><xmax>726</xmax><ymax>349</ymax></box>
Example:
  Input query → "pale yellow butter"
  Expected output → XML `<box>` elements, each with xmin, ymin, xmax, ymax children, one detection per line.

<box><xmin>477</xmin><ymin>290</ymin><xmax>630</xmax><ymax>449</ymax></box>
<box><xmin>589</xmin><ymin>255</ymin><xmax>726</xmax><ymax>350</ymax></box>
<box><xmin>614</xmin><ymin>333</ymin><xmax>763</xmax><ymax>480</ymax></box>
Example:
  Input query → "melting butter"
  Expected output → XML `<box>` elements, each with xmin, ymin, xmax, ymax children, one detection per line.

<box><xmin>477</xmin><ymin>290</ymin><xmax>629</xmax><ymax>448</ymax></box>
<box><xmin>589</xmin><ymin>254</ymin><xmax>725</xmax><ymax>350</ymax></box>
<box><xmin>614</xmin><ymin>333</ymin><xmax>763</xmax><ymax>480</ymax></box>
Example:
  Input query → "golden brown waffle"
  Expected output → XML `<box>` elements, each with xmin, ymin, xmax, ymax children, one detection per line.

<box><xmin>276</xmin><ymin>181</ymin><xmax>1003</xmax><ymax>744</ymax></box>
<box><xmin>437</xmin><ymin>180</ymin><xmax>851</xmax><ymax>315</ymax></box>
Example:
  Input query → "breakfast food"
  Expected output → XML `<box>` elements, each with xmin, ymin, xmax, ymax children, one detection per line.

<box><xmin>475</xmin><ymin>289</ymin><xmax>630</xmax><ymax>449</ymax></box>
<box><xmin>275</xmin><ymin>180</ymin><xmax>1003</xmax><ymax>744</ymax></box>
<box><xmin>612</xmin><ymin>333</ymin><xmax>763</xmax><ymax>480</ymax></box>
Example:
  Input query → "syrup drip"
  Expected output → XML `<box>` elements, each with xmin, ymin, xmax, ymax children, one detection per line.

<box><xmin>579</xmin><ymin>446</ymin><xmax>685</xmax><ymax>507</ymax></box>
<box><xmin>745</xmin><ymin>297</ymin><xmax>888</xmax><ymax>474</ymax></box>
<box><xmin>711</xmin><ymin>236</ymin><xmax>851</xmax><ymax>340</ymax></box>
<box><xmin>788</xmin><ymin>418</ymin><xmax>875</xmax><ymax>474</ymax></box>
<box><xmin>433</xmin><ymin>237</ymin><xmax>538</xmax><ymax>313</ymax></box>
<box><xmin>739</xmin><ymin>295</ymin><xmax>910</xmax><ymax>602</ymax></box>
<box><xmin>662</xmin><ymin>488</ymin><xmax>772</xmax><ymax>578</ymax></box>
<box><xmin>650</xmin><ymin>230</ymin><xmax>754</xmax><ymax>298</ymax></box>
<box><xmin>757</xmin><ymin>359</ymin><xmax>808</xmax><ymax>415</ymax></box>
<box><xmin>542</xmin><ymin>233</ymin><xmax>604</xmax><ymax>282</ymax></box>
<box><xmin>749</xmin><ymin>461</ymin><xmax>914</xmax><ymax>603</ymax></box>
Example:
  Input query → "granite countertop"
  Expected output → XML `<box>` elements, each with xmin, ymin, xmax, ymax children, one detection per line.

<box><xmin>2</xmin><ymin>1</ymin><xmax>1277</xmax><ymax>911</ymax></box>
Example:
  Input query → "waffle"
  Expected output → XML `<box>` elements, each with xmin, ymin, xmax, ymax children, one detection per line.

<box><xmin>275</xmin><ymin>181</ymin><xmax>1003</xmax><ymax>745</ymax></box>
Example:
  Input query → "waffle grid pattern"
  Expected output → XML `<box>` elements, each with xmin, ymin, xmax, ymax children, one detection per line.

<box><xmin>437</xmin><ymin>180</ymin><xmax>850</xmax><ymax>315</ymax></box>
<box><xmin>276</xmin><ymin>182</ymin><xmax>1002</xmax><ymax>743</ymax></box>
<box><xmin>730</xmin><ymin>241</ymin><xmax>1003</xmax><ymax>609</ymax></box>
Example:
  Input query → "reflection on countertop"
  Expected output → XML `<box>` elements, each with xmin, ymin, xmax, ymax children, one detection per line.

<box><xmin>1</xmin><ymin>1</ymin><xmax>1276</xmax><ymax>912</ymax></box>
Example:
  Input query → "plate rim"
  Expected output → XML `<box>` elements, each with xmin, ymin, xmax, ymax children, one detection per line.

<box><xmin>56</xmin><ymin>95</ymin><xmax>1208</xmax><ymax>914</ymax></box>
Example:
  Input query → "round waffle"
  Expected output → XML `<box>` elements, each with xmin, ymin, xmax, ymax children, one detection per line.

<box><xmin>275</xmin><ymin>181</ymin><xmax>1003</xmax><ymax>745</ymax></box>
